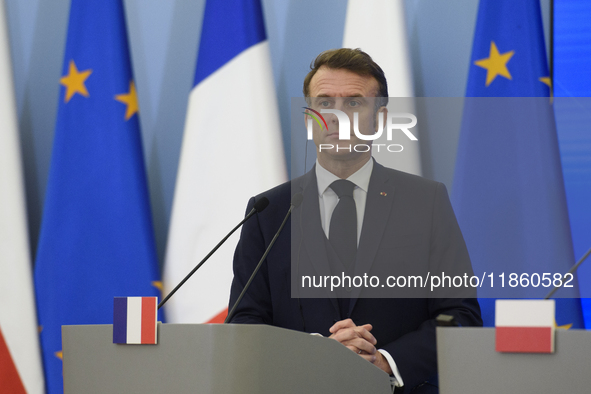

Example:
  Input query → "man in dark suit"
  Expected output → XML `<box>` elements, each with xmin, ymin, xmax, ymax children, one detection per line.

<box><xmin>229</xmin><ymin>48</ymin><xmax>481</xmax><ymax>393</ymax></box>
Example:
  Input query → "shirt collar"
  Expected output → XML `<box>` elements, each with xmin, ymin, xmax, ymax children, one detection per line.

<box><xmin>316</xmin><ymin>158</ymin><xmax>373</xmax><ymax>196</ymax></box>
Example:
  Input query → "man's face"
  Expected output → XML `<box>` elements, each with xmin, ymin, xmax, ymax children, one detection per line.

<box><xmin>306</xmin><ymin>66</ymin><xmax>385</xmax><ymax>162</ymax></box>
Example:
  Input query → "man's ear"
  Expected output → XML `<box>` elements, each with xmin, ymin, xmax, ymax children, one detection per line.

<box><xmin>374</xmin><ymin>106</ymin><xmax>387</xmax><ymax>132</ymax></box>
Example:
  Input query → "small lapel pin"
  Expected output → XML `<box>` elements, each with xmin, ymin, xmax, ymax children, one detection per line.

<box><xmin>380</xmin><ymin>192</ymin><xmax>387</xmax><ymax>197</ymax></box>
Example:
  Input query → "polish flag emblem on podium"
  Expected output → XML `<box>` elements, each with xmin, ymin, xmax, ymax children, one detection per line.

<box><xmin>495</xmin><ymin>299</ymin><xmax>555</xmax><ymax>353</ymax></box>
<box><xmin>113</xmin><ymin>297</ymin><xmax>158</xmax><ymax>344</ymax></box>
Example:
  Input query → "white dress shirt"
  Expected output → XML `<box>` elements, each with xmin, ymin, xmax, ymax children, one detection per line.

<box><xmin>316</xmin><ymin>158</ymin><xmax>372</xmax><ymax>243</ymax></box>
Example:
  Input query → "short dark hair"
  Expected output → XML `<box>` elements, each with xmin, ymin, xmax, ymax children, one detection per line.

<box><xmin>303</xmin><ymin>48</ymin><xmax>388</xmax><ymax>108</ymax></box>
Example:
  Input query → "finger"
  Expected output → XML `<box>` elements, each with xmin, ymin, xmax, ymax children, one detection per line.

<box><xmin>344</xmin><ymin>338</ymin><xmax>376</xmax><ymax>355</ymax></box>
<box><xmin>329</xmin><ymin>318</ymin><xmax>355</xmax><ymax>334</ymax></box>
<box><xmin>332</xmin><ymin>322</ymin><xmax>373</xmax><ymax>337</ymax></box>
<box><xmin>352</xmin><ymin>325</ymin><xmax>376</xmax><ymax>345</ymax></box>
<box><xmin>331</xmin><ymin>325</ymin><xmax>376</xmax><ymax>346</ymax></box>
<box><xmin>330</xmin><ymin>327</ymin><xmax>359</xmax><ymax>343</ymax></box>
<box><xmin>345</xmin><ymin>345</ymin><xmax>378</xmax><ymax>363</ymax></box>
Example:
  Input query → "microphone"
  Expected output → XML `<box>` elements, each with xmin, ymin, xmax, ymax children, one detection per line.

<box><xmin>158</xmin><ymin>197</ymin><xmax>269</xmax><ymax>310</ymax></box>
<box><xmin>225</xmin><ymin>193</ymin><xmax>303</xmax><ymax>323</ymax></box>
<box><xmin>291</xmin><ymin>192</ymin><xmax>304</xmax><ymax>209</ymax></box>
<box><xmin>544</xmin><ymin>244</ymin><xmax>591</xmax><ymax>299</ymax></box>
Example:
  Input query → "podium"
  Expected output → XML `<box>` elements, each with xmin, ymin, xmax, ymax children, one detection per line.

<box><xmin>62</xmin><ymin>323</ymin><xmax>392</xmax><ymax>393</ymax></box>
<box><xmin>436</xmin><ymin>327</ymin><xmax>591</xmax><ymax>393</ymax></box>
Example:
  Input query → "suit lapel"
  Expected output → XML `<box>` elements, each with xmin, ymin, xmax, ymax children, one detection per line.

<box><xmin>293</xmin><ymin>167</ymin><xmax>340</xmax><ymax>315</ymax></box>
<box><xmin>349</xmin><ymin>162</ymin><xmax>396</xmax><ymax>312</ymax></box>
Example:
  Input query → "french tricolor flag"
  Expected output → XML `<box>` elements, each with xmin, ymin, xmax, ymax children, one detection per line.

<box><xmin>495</xmin><ymin>299</ymin><xmax>555</xmax><ymax>353</ymax></box>
<box><xmin>163</xmin><ymin>0</ymin><xmax>286</xmax><ymax>324</ymax></box>
<box><xmin>113</xmin><ymin>297</ymin><xmax>158</xmax><ymax>344</ymax></box>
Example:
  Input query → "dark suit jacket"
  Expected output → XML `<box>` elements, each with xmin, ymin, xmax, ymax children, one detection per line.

<box><xmin>229</xmin><ymin>161</ymin><xmax>482</xmax><ymax>393</ymax></box>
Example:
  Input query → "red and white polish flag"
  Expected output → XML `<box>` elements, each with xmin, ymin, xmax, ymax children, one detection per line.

<box><xmin>495</xmin><ymin>299</ymin><xmax>555</xmax><ymax>353</ymax></box>
<box><xmin>113</xmin><ymin>297</ymin><xmax>158</xmax><ymax>344</ymax></box>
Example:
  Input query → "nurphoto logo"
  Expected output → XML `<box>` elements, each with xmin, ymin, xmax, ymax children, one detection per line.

<box><xmin>304</xmin><ymin>107</ymin><xmax>418</xmax><ymax>153</ymax></box>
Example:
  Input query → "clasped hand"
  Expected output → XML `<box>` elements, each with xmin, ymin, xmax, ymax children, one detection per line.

<box><xmin>328</xmin><ymin>318</ymin><xmax>392</xmax><ymax>374</ymax></box>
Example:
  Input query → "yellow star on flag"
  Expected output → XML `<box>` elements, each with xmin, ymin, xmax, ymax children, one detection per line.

<box><xmin>60</xmin><ymin>60</ymin><xmax>92</xmax><ymax>103</ymax></box>
<box><xmin>555</xmin><ymin>319</ymin><xmax>572</xmax><ymax>330</ymax></box>
<box><xmin>55</xmin><ymin>350</ymin><xmax>63</xmax><ymax>360</ymax></box>
<box><xmin>474</xmin><ymin>41</ymin><xmax>515</xmax><ymax>87</ymax></box>
<box><xmin>539</xmin><ymin>76</ymin><xmax>554</xmax><ymax>103</ymax></box>
<box><xmin>115</xmin><ymin>81</ymin><xmax>139</xmax><ymax>120</ymax></box>
<box><xmin>152</xmin><ymin>280</ymin><xmax>163</xmax><ymax>293</ymax></box>
<box><xmin>539</xmin><ymin>76</ymin><xmax>552</xmax><ymax>88</ymax></box>
<box><xmin>152</xmin><ymin>280</ymin><xmax>164</xmax><ymax>301</ymax></box>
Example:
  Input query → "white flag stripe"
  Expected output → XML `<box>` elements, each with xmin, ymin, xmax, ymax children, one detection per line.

<box><xmin>343</xmin><ymin>0</ymin><xmax>421</xmax><ymax>176</ymax></box>
<box><xmin>164</xmin><ymin>41</ymin><xmax>286</xmax><ymax>323</ymax></box>
<box><xmin>495</xmin><ymin>300</ymin><xmax>555</xmax><ymax>327</ymax></box>
<box><xmin>343</xmin><ymin>0</ymin><xmax>413</xmax><ymax>97</ymax></box>
<box><xmin>0</xmin><ymin>0</ymin><xmax>45</xmax><ymax>392</ymax></box>
<box><xmin>126</xmin><ymin>297</ymin><xmax>142</xmax><ymax>344</ymax></box>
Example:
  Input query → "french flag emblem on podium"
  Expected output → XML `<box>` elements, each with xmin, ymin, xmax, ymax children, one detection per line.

<box><xmin>113</xmin><ymin>297</ymin><xmax>158</xmax><ymax>344</ymax></box>
<box><xmin>495</xmin><ymin>299</ymin><xmax>555</xmax><ymax>353</ymax></box>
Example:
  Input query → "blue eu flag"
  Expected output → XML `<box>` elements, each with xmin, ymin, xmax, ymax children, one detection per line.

<box><xmin>34</xmin><ymin>1</ymin><xmax>162</xmax><ymax>392</ymax></box>
<box><xmin>452</xmin><ymin>0</ymin><xmax>584</xmax><ymax>328</ymax></box>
